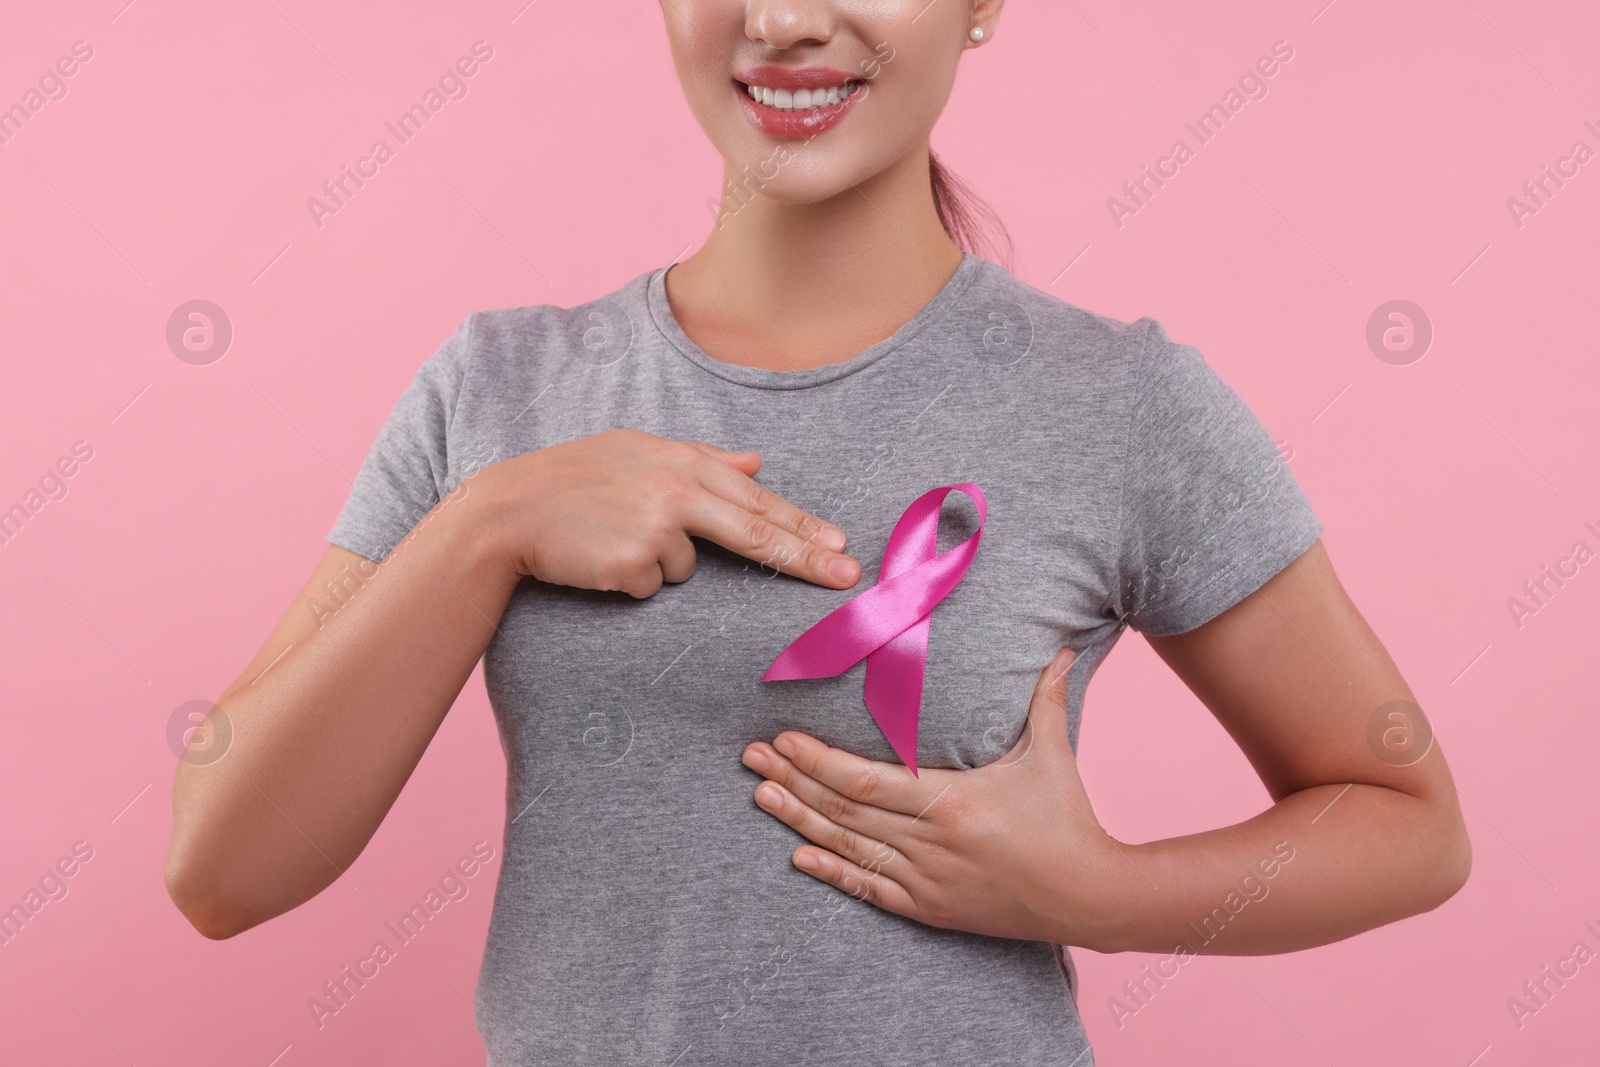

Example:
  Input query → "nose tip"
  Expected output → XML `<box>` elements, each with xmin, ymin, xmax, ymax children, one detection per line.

<box><xmin>745</xmin><ymin>1</ymin><xmax>834</xmax><ymax>51</ymax></box>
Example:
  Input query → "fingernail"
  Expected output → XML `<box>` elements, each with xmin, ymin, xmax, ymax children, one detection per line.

<box><xmin>756</xmin><ymin>784</ymin><xmax>783</xmax><ymax>810</ymax></box>
<box><xmin>773</xmin><ymin>735</ymin><xmax>798</xmax><ymax>759</ymax></box>
<box><xmin>816</xmin><ymin>525</ymin><xmax>847</xmax><ymax>551</ymax></box>
<box><xmin>794</xmin><ymin>851</ymin><xmax>820</xmax><ymax>872</ymax></box>
<box><xmin>1054</xmin><ymin>646</ymin><xmax>1073</xmax><ymax>669</ymax></box>
<box><xmin>743</xmin><ymin>748</ymin><xmax>770</xmax><ymax>774</ymax></box>
<box><xmin>828</xmin><ymin>557</ymin><xmax>859</xmax><ymax>583</ymax></box>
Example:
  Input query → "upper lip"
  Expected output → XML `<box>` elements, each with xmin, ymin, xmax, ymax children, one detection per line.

<box><xmin>735</xmin><ymin>66</ymin><xmax>861</xmax><ymax>90</ymax></box>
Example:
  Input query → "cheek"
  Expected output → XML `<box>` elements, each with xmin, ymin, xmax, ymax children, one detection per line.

<box><xmin>660</xmin><ymin>8</ymin><xmax>751</xmax><ymax>150</ymax></box>
<box><xmin>661</xmin><ymin>2</ymin><xmax>738</xmax><ymax>89</ymax></box>
<box><xmin>848</xmin><ymin>23</ymin><xmax>962</xmax><ymax>141</ymax></box>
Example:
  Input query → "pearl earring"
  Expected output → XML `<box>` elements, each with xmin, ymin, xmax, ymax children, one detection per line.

<box><xmin>969</xmin><ymin>26</ymin><xmax>985</xmax><ymax>42</ymax></box>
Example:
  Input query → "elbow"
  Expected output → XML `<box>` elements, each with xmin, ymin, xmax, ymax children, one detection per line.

<box><xmin>1420</xmin><ymin>806</ymin><xmax>1473</xmax><ymax>912</ymax></box>
<box><xmin>1442</xmin><ymin>823</ymin><xmax>1474</xmax><ymax>902</ymax></box>
<box><xmin>164</xmin><ymin>838</ymin><xmax>257</xmax><ymax>941</ymax></box>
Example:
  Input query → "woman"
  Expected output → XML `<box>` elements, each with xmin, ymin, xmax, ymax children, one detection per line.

<box><xmin>165</xmin><ymin>1</ymin><xmax>1472</xmax><ymax>1063</ymax></box>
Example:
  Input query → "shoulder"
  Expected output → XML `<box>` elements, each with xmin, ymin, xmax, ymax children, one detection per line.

<box><xmin>455</xmin><ymin>267</ymin><xmax>655</xmax><ymax>377</ymax></box>
<box><xmin>962</xmin><ymin>256</ymin><xmax>1186</xmax><ymax>390</ymax></box>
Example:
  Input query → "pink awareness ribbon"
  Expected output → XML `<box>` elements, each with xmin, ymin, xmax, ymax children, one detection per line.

<box><xmin>760</xmin><ymin>483</ymin><xmax>987</xmax><ymax>778</ymax></box>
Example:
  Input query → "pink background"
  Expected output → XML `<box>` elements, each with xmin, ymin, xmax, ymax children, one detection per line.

<box><xmin>2</xmin><ymin>0</ymin><xmax>1597</xmax><ymax>1063</ymax></box>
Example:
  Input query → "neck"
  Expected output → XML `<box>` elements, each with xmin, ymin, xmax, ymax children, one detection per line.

<box><xmin>663</xmin><ymin>143</ymin><xmax>968</xmax><ymax>371</ymax></box>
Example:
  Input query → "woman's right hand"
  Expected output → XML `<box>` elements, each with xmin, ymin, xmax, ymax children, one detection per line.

<box><xmin>472</xmin><ymin>428</ymin><xmax>861</xmax><ymax>599</ymax></box>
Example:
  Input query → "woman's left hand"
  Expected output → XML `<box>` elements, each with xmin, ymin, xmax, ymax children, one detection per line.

<box><xmin>740</xmin><ymin>646</ymin><xmax>1137</xmax><ymax>951</ymax></box>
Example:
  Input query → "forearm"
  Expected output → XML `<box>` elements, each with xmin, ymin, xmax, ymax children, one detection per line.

<box><xmin>1085</xmin><ymin>781</ymin><xmax>1471</xmax><ymax>955</ymax></box>
<box><xmin>167</xmin><ymin>484</ymin><xmax>516</xmax><ymax>937</ymax></box>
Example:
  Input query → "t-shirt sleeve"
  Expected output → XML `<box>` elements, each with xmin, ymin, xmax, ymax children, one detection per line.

<box><xmin>325</xmin><ymin>315</ymin><xmax>475</xmax><ymax>563</ymax></box>
<box><xmin>1112</xmin><ymin>318</ymin><xmax>1323</xmax><ymax>636</ymax></box>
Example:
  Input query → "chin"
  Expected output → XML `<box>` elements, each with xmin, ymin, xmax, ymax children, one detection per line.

<box><xmin>740</xmin><ymin>166</ymin><xmax>867</xmax><ymax>206</ymax></box>
<box><xmin>711</xmin><ymin>132</ymin><xmax>892</xmax><ymax>204</ymax></box>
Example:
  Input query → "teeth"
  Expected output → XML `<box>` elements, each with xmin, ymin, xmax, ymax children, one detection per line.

<box><xmin>745</xmin><ymin>81</ymin><xmax>859</xmax><ymax>112</ymax></box>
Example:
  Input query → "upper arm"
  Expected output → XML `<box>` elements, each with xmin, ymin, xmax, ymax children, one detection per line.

<box><xmin>215</xmin><ymin>316</ymin><xmax>474</xmax><ymax>705</ymax></box>
<box><xmin>1143</xmin><ymin>538</ymin><xmax>1460</xmax><ymax>812</ymax></box>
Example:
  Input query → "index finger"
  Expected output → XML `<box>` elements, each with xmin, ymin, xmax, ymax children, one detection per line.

<box><xmin>684</xmin><ymin>451</ymin><xmax>861</xmax><ymax>589</ymax></box>
<box><xmin>767</xmin><ymin>732</ymin><xmax>938</xmax><ymax>818</ymax></box>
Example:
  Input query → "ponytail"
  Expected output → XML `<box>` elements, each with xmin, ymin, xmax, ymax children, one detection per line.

<box><xmin>929</xmin><ymin>149</ymin><xmax>1015</xmax><ymax>272</ymax></box>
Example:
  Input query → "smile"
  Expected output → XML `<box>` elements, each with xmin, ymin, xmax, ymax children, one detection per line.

<box><xmin>732</xmin><ymin>66</ymin><xmax>870</xmax><ymax>140</ymax></box>
<box><xmin>740</xmin><ymin>81</ymin><xmax>863</xmax><ymax>113</ymax></box>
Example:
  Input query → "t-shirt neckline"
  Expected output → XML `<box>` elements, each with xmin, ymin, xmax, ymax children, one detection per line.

<box><xmin>645</xmin><ymin>251</ymin><xmax>983</xmax><ymax>390</ymax></box>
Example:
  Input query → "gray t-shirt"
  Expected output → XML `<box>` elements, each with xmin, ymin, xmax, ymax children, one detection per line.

<box><xmin>327</xmin><ymin>251</ymin><xmax>1322</xmax><ymax>1065</ymax></box>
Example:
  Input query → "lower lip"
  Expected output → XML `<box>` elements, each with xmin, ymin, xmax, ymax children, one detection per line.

<box><xmin>736</xmin><ymin>81</ymin><xmax>865</xmax><ymax>140</ymax></box>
